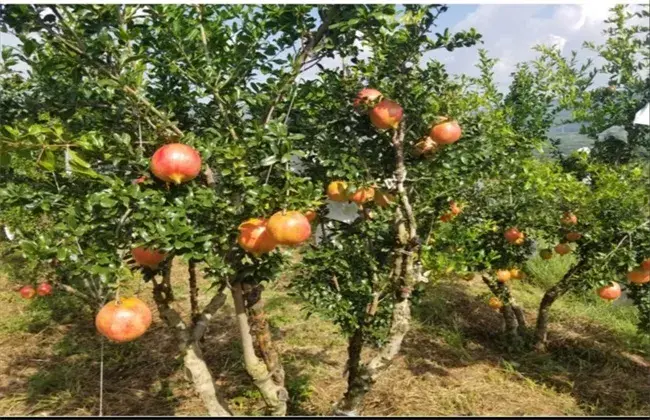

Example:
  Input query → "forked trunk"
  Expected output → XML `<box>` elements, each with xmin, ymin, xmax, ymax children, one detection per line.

<box><xmin>242</xmin><ymin>282</ymin><xmax>288</xmax><ymax>412</ymax></box>
<box><xmin>151</xmin><ymin>259</ymin><xmax>232</xmax><ymax>416</ymax></box>
<box><xmin>231</xmin><ymin>282</ymin><xmax>288</xmax><ymax>416</ymax></box>
<box><xmin>481</xmin><ymin>274</ymin><xmax>525</xmax><ymax>340</ymax></box>
<box><xmin>534</xmin><ymin>260</ymin><xmax>585</xmax><ymax>350</ymax></box>
<box><xmin>534</xmin><ymin>284</ymin><xmax>566</xmax><ymax>350</ymax></box>
<box><xmin>335</xmin><ymin>124</ymin><xmax>418</xmax><ymax>415</ymax></box>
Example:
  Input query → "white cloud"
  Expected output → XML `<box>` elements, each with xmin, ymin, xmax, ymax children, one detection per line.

<box><xmin>423</xmin><ymin>4</ymin><xmax>645</xmax><ymax>90</ymax></box>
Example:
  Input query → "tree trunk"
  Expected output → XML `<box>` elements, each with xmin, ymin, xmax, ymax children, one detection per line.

<box><xmin>188</xmin><ymin>259</ymin><xmax>199</xmax><ymax>325</ymax></box>
<box><xmin>151</xmin><ymin>260</ymin><xmax>232</xmax><ymax>416</ymax></box>
<box><xmin>501</xmin><ymin>304</ymin><xmax>519</xmax><ymax>341</ymax></box>
<box><xmin>335</xmin><ymin>124</ymin><xmax>417</xmax><ymax>415</ymax></box>
<box><xmin>183</xmin><ymin>341</ymin><xmax>233</xmax><ymax>416</ymax></box>
<box><xmin>512</xmin><ymin>304</ymin><xmax>527</xmax><ymax>333</ymax></box>
<box><xmin>242</xmin><ymin>282</ymin><xmax>288</xmax><ymax>411</ymax></box>
<box><xmin>337</xmin><ymin>325</ymin><xmax>367</xmax><ymax>414</ymax></box>
<box><xmin>481</xmin><ymin>274</ymin><xmax>524</xmax><ymax>340</ymax></box>
<box><xmin>534</xmin><ymin>283</ymin><xmax>566</xmax><ymax>350</ymax></box>
<box><xmin>534</xmin><ymin>260</ymin><xmax>585</xmax><ymax>350</ymax></box>
<box><xmin>231</xmin><ymin>282</ymin><xmax>288</xmax><ymax>416</ymax></box>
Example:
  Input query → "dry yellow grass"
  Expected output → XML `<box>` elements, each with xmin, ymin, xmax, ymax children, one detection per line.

<box><xmin>1</xmin><ymin>265</ymin><xmax>649</xmax><ymax>416</ymax></box>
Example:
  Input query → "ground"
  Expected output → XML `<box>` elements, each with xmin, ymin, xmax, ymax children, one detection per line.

<box><xmin>0</xmin><ymin>259</ymin><xmax>649</xmax><ymax>416</ymax></box>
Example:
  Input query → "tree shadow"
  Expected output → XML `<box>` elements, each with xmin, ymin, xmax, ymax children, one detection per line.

<box><xmin>405</xmin><ymin>280</ymin><xmax>650</xmax><ymax>415</ymax></box>
<box><xmin>0</xmin><ymin>293</ymin><xmax>183</xmax><ymax>416</ymax></box>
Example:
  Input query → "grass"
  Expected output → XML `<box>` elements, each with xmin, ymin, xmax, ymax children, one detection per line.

<box><xmin>0</xmin><ymin>257</ymin><xmax>649</xmax><ymax>416</ymax></box>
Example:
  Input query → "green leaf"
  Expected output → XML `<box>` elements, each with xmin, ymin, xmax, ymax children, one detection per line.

<box><xmin>39</xmin><ymin>149</ymin><xmax>56</xmax><ymax>171</ymax></box>
<box><xmin>260</xmin><ymin>155</ymin><xmax>278</xmax><ymax>167</ymax></box>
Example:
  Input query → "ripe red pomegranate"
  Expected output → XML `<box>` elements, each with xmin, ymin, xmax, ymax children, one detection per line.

<box><xmin>36</xmin><ymin>282</ymin><xmax>53</xmax><ymax>297</ymax></box>
<box><xmin>641</xmin><ymin>259</ymin><xmax>650</xmax><ymax>271</ymax></box>
<box><xmin>597</xmin><ymin>282</ymin><xmax>621</xmax><ymax>301</ymax></box>
<box><xmin>19</xmin><ymin>285</ymin><xmax>36</xmax><ymax>299</ymax></box>
<box><xmin>561</xmin><ymin>211</ymin><xmax>578</xmax><ymax>225</ymax></box>
<box><xmin>565</xmin><ymin>232</ymin><xmax>582</xmax><ymax>242</ymax></box>
<box><xmin>554</xmin><ymin>243</ymin><xmax>572</xmax><ymax>256</ymax></box>
<box><xmin>440</xmin><ymin>212</ymin><xmax>454</xmax><ymax>223</ymax></box>
<box><xmin>627</xmin><ymin>269</ymin><xmax>650</xmax><ymax>285</ymax></box>
<box><xmin>237</xmin><ymin>218</ymin><xmax>276</xmax><ymax>255</ymax></box>
<box><xmin>327</xmin><ymin>181</ymin><xmax>349</xmax><ymax>202</ymax></box>
<box><xmin>504</xmin><ymin>227</ymin><xmax>523</xmax><ymax>243</ymax></box>
<box><xmin>150</xmin><ymin>143</ymin><xmax>202</xmax><ymax>184</ymax></box>
<box><xmin>368</xmin><ymin>99</ymin><xmax>403</xmax><ymax>130</ymax></box>
<box><xmin>429</xmin><ymin>120</ymin><xmax>461</xmax><ymax>145</ymax></box>
<box><xmin>267</xmin><ymin>211</ymin><xmax>312</xmax><ymax>246</ymax></box>
<box><xmin>350</xmin><ymin>187</ymin><xmax>375</xmax><ymax>205</ymax></box>
<box><xmin>132</xmin><ymin>247</ymin><xmax>167</xmax><ymax>269</ymax></box>
<box><xmin>95</xmin><ymin>297</ymin><xmax>152</xmax><ymax>343</ymax></box>
<box><xmin>353</xmin><ymin>88</ymin><xmax>383</xmax><ymax>108</ymax></box>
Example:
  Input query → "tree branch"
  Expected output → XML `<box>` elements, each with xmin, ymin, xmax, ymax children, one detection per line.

<box><xmin>192</xmin><ymin>283</ymin><xmax>228</xmax><ymax>342</ymax></box>
<box><xmin>54</xmin><ymin>281</ymin><xmax>94</xmax><ymax>305</ymax></box>
<box><xmin>263</xmin><ymin>8</ymin><xmax>335</xmax><ymax>125</ymax></box>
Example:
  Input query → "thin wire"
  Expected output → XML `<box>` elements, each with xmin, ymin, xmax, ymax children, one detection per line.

<box><xmin>99</xmin><ymin>338</ymin><xmax>104</xmax><ymax>416</ymax></box>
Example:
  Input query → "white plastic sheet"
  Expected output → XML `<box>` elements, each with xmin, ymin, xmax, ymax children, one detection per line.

<box><xmin>3</xmin><ymin>225</ymin><xmax>15</xmax><ymax>241</ymax></box>
<box><xmin>633</xmin><ymin>103</ymin><xmax>650</xmax><ymax>126</ymax></box>
<box><xmin>597</xmin><ymin>125</ymin><xmax>628</xmax><ymax>143</ymax></box>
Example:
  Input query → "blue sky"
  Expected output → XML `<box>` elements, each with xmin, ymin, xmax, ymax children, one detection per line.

<box><xmin>1</xmin><ymin>4</ymin><xmax>643</xmax><ymax>90</ymax></box>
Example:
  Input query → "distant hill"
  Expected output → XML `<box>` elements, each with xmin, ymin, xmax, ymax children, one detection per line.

<box><xmin>546</xmin><ymin>103</ymin><xmax>595</xmax><ymax>155</ymax></box>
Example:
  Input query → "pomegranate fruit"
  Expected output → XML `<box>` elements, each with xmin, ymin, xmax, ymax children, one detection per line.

<box><xmin>413</xmin><ymin>137</ymin><xmax>437</xmax><ymax>157</ymax></box>
<box><xmin>267</xmin><ymin>211</ymin><xmax>312</xmax><ymax>246</ymax></box>
<box><xmin>95</xmin><ymin>297</ymin><xmax>152</xmax><ymax>343</ymax></box>
<box><xmin>450</xmin><ymin>201</ymin><xmax>462</xmax><ymax>216</ymax></box>
<box><xmin>350</xmin><ymin>187</ymin><xmax>375</xmax><ymax>205</ymax></box>
<box><xmin>36</xmin><ymin>282</ymin><xmax>53</xmax><ymax>297</ymax></box>
<box><xmin>509</xmin><ymin>268</ymin><xmax>524</xmax><ymax>280</ymax></box>
<box><xmin>19</xmin><ymin>285</ymin><xmax>36</xmax><ymax>299</ymax></box>
<box><xmin>237</xmin><ymin>218</ymin><xmax>276</xmax><ymax>255</ymax></box>
<box><xmin>496</xmin><ymin>270</ymin><xmax>511</xmax><ymax>283</ymax></box>
<box><xmin>561</xmin><ymin>211</ymin><xmax>578</xmax><ymax>225</ymax></box>
<box><xmin>132</xmin><ymin>247</ymin><xmax>167</xmax><ymax>269</ymax></box>
<box><xmin>597</xmin><ymin>282</ymin><xmax>621</xmax><ymax>301</ymax></box>
<box><xmin>627</xmin><ymin>269</ymin><xmax>650</xmax><ymax>285</ymax></box>
<box><xmin>565</xmin><ymin>231</ymin><xmax>582</xmax><ymax>242</ymax></box>
<box><xmin>304</xmin><ymin>210</ymin><xmax>317</xmax><ymax>222</ymax></box>
<box><xmin>353</xmin><ymin>88</ymin><xmax>383</xmax><ymax>108</ymax></box>
<box><xmin>429</xmin><ymin>120</ymin><xmax>461</xmax><ymax>145</ymax></box>
<box><xmin>368</xmin><ymin>99</ymin><xmax>403</xmax><ymax>130</ymax></box>
<box><xmin>641</xmin><ymin>259</ymin><xmax>650</xmax><ymax>271</ymax></box>
<box><xmin>440</xmin><ymin>212</ymin><xmax>454</xmax><ymax>223</ymax></box>
<box><xmin>150</xmin><ymin>143</ymin><xmax>202</xmax><ymax>184</ymax></box>
<box><xmin>374</xmin><ymin>190</ymin><xmax>395</xmax><ymax>208</ymax></box>
<box><xmin>539</xmin><ymin>249</ymin><xmax>553</xmax><ymax>260</ymax></box>
<box><xmin>554</xmin><ymin>243</ymin><xmax>571</xmax><ymax>256</ymax></box>
<box><xmin>488</xmin><ymin>296</ymin><xmax>503</xmax><ymax>310</ymax></box>
<box><xmin>327</xmin><ymin>181</ymin><xmax>349</xmax><ymax>202</ymax></box>
<box><xmin>504</xmin><ymin>227</ymin><xmax>523</xmax><ymax>244</ymax></box>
